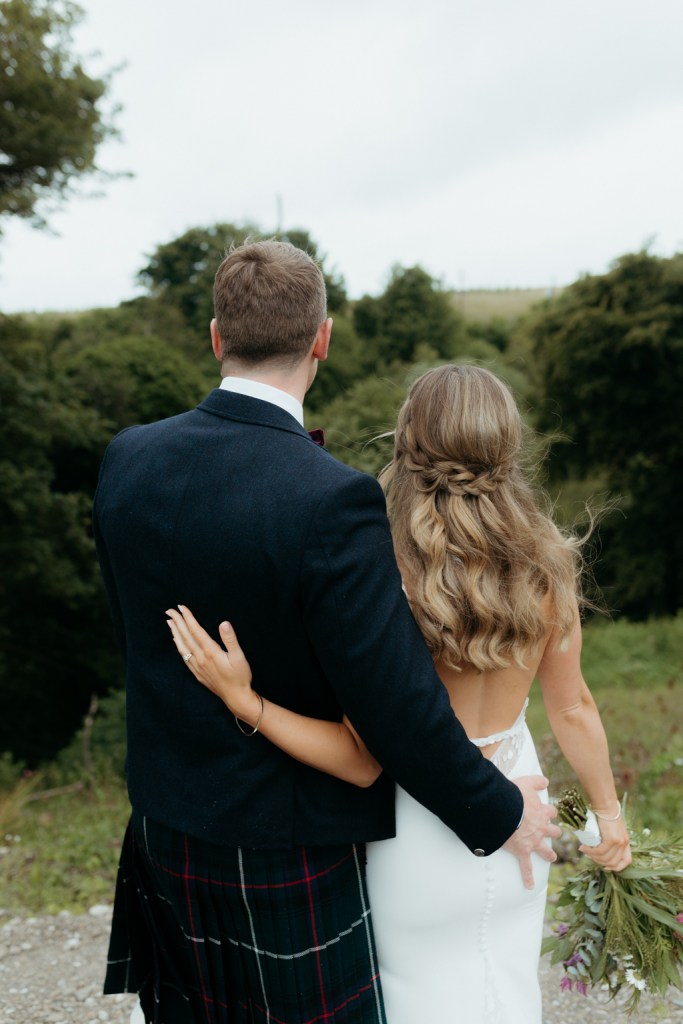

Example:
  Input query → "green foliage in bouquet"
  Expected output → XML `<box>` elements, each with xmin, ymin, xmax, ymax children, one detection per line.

<box><xmin>543</xmin><ymin>789</ymin><xmax>683</xmax><ymax>1014</ymax></box>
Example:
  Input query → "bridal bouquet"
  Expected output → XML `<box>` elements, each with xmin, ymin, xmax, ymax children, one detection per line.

<box><xmin>542</xmin><ymin>788</ymin><xmax>683</xmax><ymax>1014</ymax></box>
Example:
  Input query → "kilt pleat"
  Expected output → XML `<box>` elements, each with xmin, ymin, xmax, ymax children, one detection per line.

<box><xmin>104</xmin><ymin>812</ymin><xmax>387</xmax><ymax>1024</ymax></box>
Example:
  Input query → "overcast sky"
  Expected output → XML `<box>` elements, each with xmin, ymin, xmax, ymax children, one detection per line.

<box><xmin>2</xmin><ymin>0</ymin><xmax>682</xmax><ymax>313</ymax></box>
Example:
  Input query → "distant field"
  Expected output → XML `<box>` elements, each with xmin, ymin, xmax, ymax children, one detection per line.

<box><xmin>449</xmin><ymin>287</ymin><xmax>564</xmax><ymax>323</ymax></box>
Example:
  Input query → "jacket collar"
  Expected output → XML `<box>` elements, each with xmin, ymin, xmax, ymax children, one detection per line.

<box><xmin>198</xmin><ymin>388</ymin><xmax>314</xmax><ymax>444</ymax></box>
<box><xmin>219</xmin><ymin>376</ymin><xmax>304</xmax><ymax>425</ymax></box>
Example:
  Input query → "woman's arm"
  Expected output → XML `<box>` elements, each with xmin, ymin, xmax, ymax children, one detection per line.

<box><xmin>166</xmin><ymin>606</ymin><xmax>382</xmax><ymax>788</ymax></box>
<box><xmin>537</xmin><ymin>607</ymin><xmax>631</xmax><ymax>870</ymax></box>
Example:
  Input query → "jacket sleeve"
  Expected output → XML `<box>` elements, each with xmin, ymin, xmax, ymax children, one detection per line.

<box><xmin>300</xmin><ymin>470</ymin><xmax>523</xmax><ymax>855</ymax></box>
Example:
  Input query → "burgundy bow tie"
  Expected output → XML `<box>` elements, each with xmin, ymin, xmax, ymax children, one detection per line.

<box><xmin>308</xmin><ymin>428</ymin><xmax>325</xmax><ymax>447</ymax></box>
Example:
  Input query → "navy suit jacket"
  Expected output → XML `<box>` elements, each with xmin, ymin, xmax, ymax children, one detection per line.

<box><xmin>93</xmin><ymin>388</ymin><xmax>523</xmax><ymax>853</ymax></box>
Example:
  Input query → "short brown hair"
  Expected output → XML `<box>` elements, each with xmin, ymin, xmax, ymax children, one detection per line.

<box><xmin>213</xmin><ymin>240</ymin><xmax>327</xmax><ymax>366</ymax></box>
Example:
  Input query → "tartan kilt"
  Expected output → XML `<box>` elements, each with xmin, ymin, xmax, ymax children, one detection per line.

<box><xmin>104</xmin><ymin>810</ymin><xmax>387</xmax><ymax>1024</ymax></box>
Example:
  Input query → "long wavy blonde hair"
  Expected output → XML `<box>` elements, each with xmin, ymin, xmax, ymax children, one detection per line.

<box><xmin>379</xmin><ymin>364</ymin><xmax>582</xmax><ymax>672</ymax></box>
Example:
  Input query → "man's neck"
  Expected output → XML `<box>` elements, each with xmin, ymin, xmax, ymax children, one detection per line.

<box><xmin>221</xmin><ymin>366</ymin><xmax>308</xmax><ymax>405</ymax></box>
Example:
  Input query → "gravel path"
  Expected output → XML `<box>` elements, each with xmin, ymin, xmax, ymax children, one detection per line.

<box><xmin>1</xmin><ymin>907</ymin><xmax>681</xmax><ymax>1023</ymax></box>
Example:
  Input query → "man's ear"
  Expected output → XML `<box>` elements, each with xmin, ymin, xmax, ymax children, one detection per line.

<box><xmin>311</xmin><ymin>317</ymin><xmax>333</xmax><ymax>362</ymax></box>
<box><xmin>210</xmin><ymin>319</ymin><xmax>223</xmax><ymax>363</ymax></box>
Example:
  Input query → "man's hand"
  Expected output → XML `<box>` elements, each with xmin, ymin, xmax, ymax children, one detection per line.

<box><xmin>502</xmin><ymin>775</ymin><xmax>561</xmax><ymax>889</ymax></box>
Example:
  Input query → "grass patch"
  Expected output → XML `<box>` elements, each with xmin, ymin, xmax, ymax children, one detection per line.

<box><xmin>578</xmin><ymin>614</ymin><xmax>683</xmax><ymax>691</ymax></box>
<box><xmin>527</xmin><ymin>615</ymin><xmax>683</xmax><ymax>832</ymax></box>
<box><xmin>0</xmin><ymin>780</ymin><xmax>130</xmax><ymax>916</ymax></box>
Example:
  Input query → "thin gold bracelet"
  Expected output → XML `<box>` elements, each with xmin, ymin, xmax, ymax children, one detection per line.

<box><xmin>593</xmin><ymin>803</ymin><xmax>621</xmax><ymax>822</ymax></box>
<box><xmin>234</xmin><ymin>693</ymin><xmax>264</xmax><ymax>737</ymax></box>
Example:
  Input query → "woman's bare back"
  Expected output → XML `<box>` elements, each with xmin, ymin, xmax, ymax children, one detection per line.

<box><xmin>434</xmin><ymin>597</ymin><xmax>555</xmax><ymax>760</ymax></box>
<box><xmin>436</xmin><ymin>657</ymin><xmax>541</xmax><ymax>759</ymax></box>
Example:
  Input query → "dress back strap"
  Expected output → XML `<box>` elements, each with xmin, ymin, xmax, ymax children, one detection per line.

<box><xmin>469</xmin><ymin>699</ymin><xmax>529</xmax><ymax>749</ymax></box>
<box><xmin>469</xmin><ymin>699</ymin><xmax>529</xmax><ymax>777</ymax></box>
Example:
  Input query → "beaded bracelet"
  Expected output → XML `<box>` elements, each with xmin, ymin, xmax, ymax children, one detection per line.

<box><xmin>593</xmin><ymin>803</ymin><xmax>622</xmax><ymax>822</ymax></box>
<box><xmin>234</xmin><ymin>692</ymin><xmax>264</xmax><ymax>736</ymax></box>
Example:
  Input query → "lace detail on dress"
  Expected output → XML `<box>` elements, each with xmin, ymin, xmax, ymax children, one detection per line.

<box><xmin>470</xmin><ymin>698</ymin><xmax>529</xmax><ymax>776</ymax></box>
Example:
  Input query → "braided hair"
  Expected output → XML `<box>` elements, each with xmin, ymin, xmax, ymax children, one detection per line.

<box><xmin>379</xmin><ymin>364</ymin><xmax>582</xmax><ymax>672</ymax></box>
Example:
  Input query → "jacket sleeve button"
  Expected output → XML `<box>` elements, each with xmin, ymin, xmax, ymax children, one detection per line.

<box><xmin>474</xmin><ymin>848</ymin><xmax>486</xmax><ymax>857</ymax></box>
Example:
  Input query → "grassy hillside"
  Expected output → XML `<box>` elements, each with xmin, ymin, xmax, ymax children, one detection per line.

<box><xmin>527</xmin><ymin>615</ymin><xmax>683</xmax><ymax>830</ymax></box>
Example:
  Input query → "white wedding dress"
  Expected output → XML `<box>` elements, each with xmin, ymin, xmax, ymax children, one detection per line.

<box><xmin>366</xmin><ymin>701</ymin><xmax>550</xmax><ymax>1024</ymax></box>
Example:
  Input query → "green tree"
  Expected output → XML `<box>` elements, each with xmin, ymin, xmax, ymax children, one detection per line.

<box><xmin>306</xmin><ymin>313</ymin><xmax>372</xmax><ymax>416</ymax></box>
<box><xmin>138</xmin><ymin>222</ymin><xmax>349</xmax><ymax>352</ymax></box>
<box><xmin>0</xmin><ymin>318</ymin><xmax>210</xmax><ymax>763</ymax></box>
<box><xmin>0</xmin><ymin>316</ymin><xmax>115</xmax><ymax>762</ymax></box>
<box><xmin>310</xmin><ymin>371</ymin><xmax>406</xmax><ymax>476</ymax></box>
<box><xmin>41</xmin><ymin>298</ymin><xmax>193</xmax><ymax>362</ymax></box>
<box><xmin>528</xmin><ymin>251</ymin><xmax>683</xmax><ymax>617</ymax></box>
<box><xmin>60</xmin><ymin>334</ymin><xmax>209</xmax><ymax>435</ymax></box>
<box><xmin>466</xmin><ymin>315</ymin><xmax>511</xmax><ymax>353</ymax></box>
<box><xmin>137</xmin><ymin>222</ymin><xmax>259</xmax><ymax>347</ymax></box>
<box><xmin>0</xmin><ymin>0</ymin><xmax>119</xmax><ymax>227</ymax></box>
<box><xmin>353</xmin><ymin>265</ymin><xmax>468</xmax><ymax>365</ymax></box>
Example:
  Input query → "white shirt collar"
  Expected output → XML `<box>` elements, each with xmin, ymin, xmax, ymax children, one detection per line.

<box><xmin>219</xmin><ymin>376</ymin><xmax>304</xmax><ymax>427</ymax></box>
